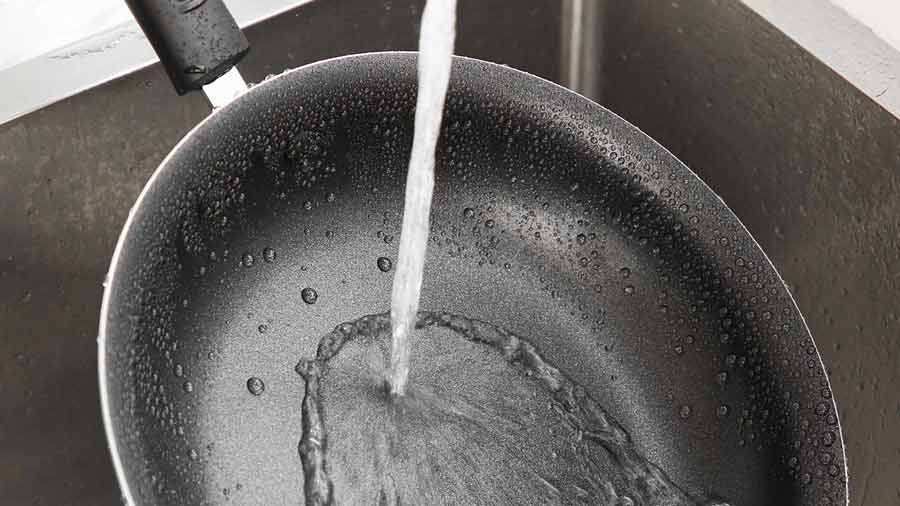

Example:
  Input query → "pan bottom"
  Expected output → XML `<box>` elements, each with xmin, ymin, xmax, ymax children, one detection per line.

<box><xmin>295</xmin><ymin>312</ymin><xmax>726</xmax><ymax>506</ymax></box>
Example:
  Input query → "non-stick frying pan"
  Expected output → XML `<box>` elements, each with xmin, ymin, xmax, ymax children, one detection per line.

<box><xmin>99</xmin><ymin>2</ymin><xmax>847</xmax><ymax>505</ymax></box>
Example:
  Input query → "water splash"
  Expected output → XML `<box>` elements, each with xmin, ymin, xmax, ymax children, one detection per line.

<box><xmin>296</xmin><ymin>312</ymin><xmax>722</xmax><ymax>506</ymax></box>
<box><xmin>389</xmin><ymin>0</ymin><xmax>457</xmax><ymax>396</ymax></box>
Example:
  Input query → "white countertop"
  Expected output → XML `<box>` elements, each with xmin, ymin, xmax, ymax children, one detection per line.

<box><xmin>0</xmin><ymin>0</ymin><xmax>313</xmax><ymax>125</ymax></box>
<box><xmin>830</xmin><ymin>0</ymin><xmax>900</xmax><ymax>51</ymax></box>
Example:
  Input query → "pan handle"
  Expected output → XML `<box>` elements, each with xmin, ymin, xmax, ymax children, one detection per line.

<box><xmin>125</xmin><ymin>0</ymin><xmax>249</xmax><ymax>95</ymax></box>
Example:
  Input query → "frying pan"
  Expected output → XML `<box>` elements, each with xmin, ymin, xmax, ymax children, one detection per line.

<box><xmin>99</xmin><ymin>1</ymin><xmax>847</xmax><ymax>505</ymax></box>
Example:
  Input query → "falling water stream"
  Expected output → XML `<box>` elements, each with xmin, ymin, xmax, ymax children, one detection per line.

<box><xmin>387</xmin><ymin>0</ymin><xmax>457</xmax><ymax>396</ymax></box>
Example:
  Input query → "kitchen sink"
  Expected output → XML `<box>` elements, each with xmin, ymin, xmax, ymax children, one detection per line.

<box><xmin>0</xmin><ymin>1</ymin><xmax>896</xmax><ymax>504</ymax></box>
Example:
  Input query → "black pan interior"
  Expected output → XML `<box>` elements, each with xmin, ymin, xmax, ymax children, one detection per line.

<box><xmin>101</xmin><ymin>53</ymin><xmax>846</xmax><ymax>506</ymax></box>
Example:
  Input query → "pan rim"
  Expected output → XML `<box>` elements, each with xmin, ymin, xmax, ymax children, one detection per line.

<box><xmin>97</xmin><ymin>50</ymin><xmax>848</xmax><ymax>506</ymax></box>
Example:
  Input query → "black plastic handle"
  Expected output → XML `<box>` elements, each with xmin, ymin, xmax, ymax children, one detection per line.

<box><xmin>125</xmin><ymin>0</ymin><xmax>249</xmax><ymax>95</ymax></box>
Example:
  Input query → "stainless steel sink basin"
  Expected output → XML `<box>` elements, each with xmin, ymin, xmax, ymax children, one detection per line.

<box><xmin>0</xmin><ymin>1</ymin><xmax>896</xmax><ymax>504</ymax></box>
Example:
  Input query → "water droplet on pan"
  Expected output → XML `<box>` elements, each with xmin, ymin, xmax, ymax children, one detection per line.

<box><xmin>247</xmin><ymin>377</ymin><xmax>265</xmax><ymax>396</ymax></box>
<box><xmin>301</xmin><ymin>287</ymin><xmax>319</xmax><ymax>305</ymax></box>
<box><xmin>377</xmin><ymin>257</ymin><xmax>393</xmax><ymax>272</ymax></box>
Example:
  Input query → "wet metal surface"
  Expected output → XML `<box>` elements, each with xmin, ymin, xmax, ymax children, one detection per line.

<box><xmin>600</xmin><ymin>2</ymin><xmax>900</xmax><ymax>505</ymax></box>
<box><xmin>100</xmin><ymin>52</ymin><xmax>840</xmax><ymax>506</ymax></box>
<box><xmin>0</xmin><ymin>1</ymin><xmax>561</xmax><ymax>504</ymax></box>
